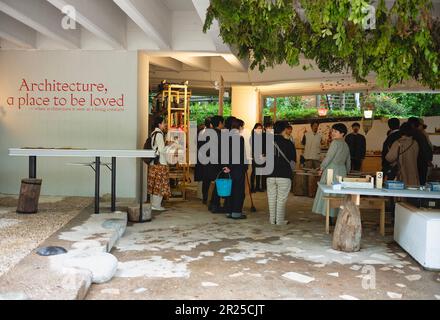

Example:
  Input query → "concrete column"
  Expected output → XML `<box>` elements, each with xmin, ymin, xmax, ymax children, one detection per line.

<box><xmin>138</xmin><ymin>52</ymin><xmax>149</xmax><ymax>202</ymax></box>
<box><xmin>231</xmin><ymin>86</ymin><xmax>259</xmax><ymax>129</ymax></box>
<box><xmin>231</xmin><ymin>86</ymin><xmax>259</xmax><ymax>162</ymax></box>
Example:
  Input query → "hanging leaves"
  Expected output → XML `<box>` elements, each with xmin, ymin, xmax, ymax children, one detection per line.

<box><xmin>203</xmin><ymin>0</ymin><xmax>440</xmax><ymax>89</ymax></box>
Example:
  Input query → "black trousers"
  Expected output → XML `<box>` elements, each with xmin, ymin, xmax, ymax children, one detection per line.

<box><xmin>351</xmin><ymin>159</ymin><xmax>363</xmax><ymax>171</ymax></box>
<box><xmin>225</xmin><ymin>169</ymin><xmax>246</xmax><ymax>214</ymax></box>
<box><xmin>202</xmin><ymin>178</ymin><xmax>211</xmax><ymax>202</ymax></box>
<box><xmin>419</xmin><ymin>165</ymin><xmax>428</xmax><ymax>185</ymax></box>
<box><xmin>250</xmin><ymin>163</ymin><xmax>263</xmax><ymax>191</ymax></box>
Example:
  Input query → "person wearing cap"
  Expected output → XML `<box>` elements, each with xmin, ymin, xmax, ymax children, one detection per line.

<box><xmin>345</xmin><ymin>122</ymin><xmax>366</xmax><ymax>172</ymax></box>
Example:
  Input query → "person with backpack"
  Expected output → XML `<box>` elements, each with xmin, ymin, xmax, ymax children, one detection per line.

<box><xmin>146</xmin><ymin>116</ymin><xmax>171</xmax><ymax>211</ymax></box>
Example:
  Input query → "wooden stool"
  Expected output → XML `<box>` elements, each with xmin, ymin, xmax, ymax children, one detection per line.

<box><xmin>17</xmin><ymin>179</ymin><xmax>42</xmax><ymax>214</ymax></box>
<box><xmin>324</xmin><ymin>196</ymin><xmax>386</xmax><ymax>236</ymax></box>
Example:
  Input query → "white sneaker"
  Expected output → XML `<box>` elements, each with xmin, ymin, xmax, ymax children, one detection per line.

<box><xmin>152</xmin><ymin>206</ymin><xmax>167</xmax><ymax>211</ymax></box>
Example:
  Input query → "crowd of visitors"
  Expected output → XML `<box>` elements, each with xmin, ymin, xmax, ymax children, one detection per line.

<box><xmin>146</xmin><ymin>113</ymin><xmax>434</xmax><ymax>225</ymax></box>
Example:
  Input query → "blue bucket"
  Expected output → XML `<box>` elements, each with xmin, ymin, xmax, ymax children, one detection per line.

<box><xmin>216</xmin><ymin>172</ymin><xmax>232</xmax><ymax>197</ymax></box>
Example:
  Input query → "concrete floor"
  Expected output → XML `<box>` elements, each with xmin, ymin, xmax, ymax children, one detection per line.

<box><xmin>0</xmin><ymin>195</ymin><xmax>89</xmax><ymax>277</ymax></box>
<box><xmin>85</xmin><ymin>192</ymin><xmax>440</xmax><ymax>300</ymax></box>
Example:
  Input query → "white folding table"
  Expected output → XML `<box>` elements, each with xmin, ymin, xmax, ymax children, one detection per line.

<box><xmin>318</xmin><ymin>183</ymin><xmax>440</xmax><ymax>201</ymax></box>
<box><xmin>9</xmin><ymin>148</ymin><xmax>156</xmax><ymax>220</ymax></box>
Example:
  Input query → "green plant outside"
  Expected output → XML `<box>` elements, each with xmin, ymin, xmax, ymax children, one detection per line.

<box><xmin>204</xmin><ymin>0</ymin><xmax>440</xmax><ymax>90</ymax></box>
<box><xmin>190</xmin><ymin>102</ymin><xmax>232</xmax><ymax>125</ymax></box>
<box><xmin>189</xmin><ymin>93</ymin><xmax>440</xmax><ymax>124</ymax></box>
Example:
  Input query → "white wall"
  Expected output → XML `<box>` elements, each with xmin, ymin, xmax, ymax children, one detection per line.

<box><xmin>0</xmin><ymin>50</ymin><xmax>142</xmax><ymax>197</ymax></box>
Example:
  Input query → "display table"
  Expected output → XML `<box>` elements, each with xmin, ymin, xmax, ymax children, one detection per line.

<box><xmin>318</xmin><ymin>183</ymin><xmax>440</xmax><ymax>235</ymax></box>
<box><xmin>9</xmin><ymin>148</ymin><xmax>156</xmax><ymax>219</ymax></box>
<box><xmin>394</xmin><ymin>203</ymin><xmax>440</xmax><ymax>270</ymax></box>
<box><xmin>318</xmin><ymin>183</ymin><xmax>440</xmax><ymax>200</ymax></box>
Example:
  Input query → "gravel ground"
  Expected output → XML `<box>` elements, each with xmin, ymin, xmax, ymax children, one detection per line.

<box><xmin>0</xmin><ymin>195</ymin><xmax>92</xmax><ymax>277</ymax></box>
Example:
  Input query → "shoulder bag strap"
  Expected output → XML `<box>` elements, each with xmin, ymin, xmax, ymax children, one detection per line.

<box><xmin>274</xmin><ymin>142</ymin><xmax>292</xmax><ymax>167</ymax></box>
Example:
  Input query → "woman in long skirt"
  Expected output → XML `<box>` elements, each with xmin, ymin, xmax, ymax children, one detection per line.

<box><xmin>312</xmin><ymin>123</ymin><xmax>351</xmax><ymax>223</ymax></box>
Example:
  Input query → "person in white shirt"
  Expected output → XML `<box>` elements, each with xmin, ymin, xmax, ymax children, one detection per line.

<box><xmin>147</xmin><ymin>116</ymin><xmax>171</xmax><ymax>211</ymax></box>
<box><xmin>301</xmin><ymin>121</ymin><xmax>322</xmax><ymax>169</ymax></box>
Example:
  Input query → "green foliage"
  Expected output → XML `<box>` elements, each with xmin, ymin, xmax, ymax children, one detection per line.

<box><xmin>190</xmin><ymin>102</ymin><xmax>231</xmax><ymax>125</ymax></box>
<box><xmin>204</xmin><ymin>0</ymin><xmax>440</xmax><ymax>89</ymax></box>
<box><xmin>366</xmin><ymin>93</ymin><xmax>409</xmax><ymax>117</ymax></box>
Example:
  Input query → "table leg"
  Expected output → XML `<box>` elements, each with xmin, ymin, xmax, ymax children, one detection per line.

<box><xmin>95</xmin><ymin>157</ymin><xmax>100</xmax><ymax>214</ymax></box>
<box><xmin>29</xmin><ymin>156</ymin><xmax>37</xmax><ymax>178</ymax></box>
<box><xmin>111</xmin><ymin>157</ymin><xmax>116</xmax><ymax>212</ymax></box>
<box><xmin>139</xmin><ymin>159</ymin><xmax>143</xmax><ymax>222</ymax></box>
<box><xmin>326</xmin><ymin>198</ymin><xmax>330</xmax><ymax>234</ymax></box>
<box><xmin>351</xmin><ymin>194</ymin><xmax>361</xmax><ymax>206</ymax></box>
<box><xmin>380</xmin><ymin>201</ymin><xmax>385</xmax><ymax>236</ymax></box>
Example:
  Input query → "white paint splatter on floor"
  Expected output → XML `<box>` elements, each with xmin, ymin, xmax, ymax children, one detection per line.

<box><xmin>387</xmin><ymin>292</ymin><xmax>403</xmax><ymax>299</ymax></box>
<box><xmin>409</xmin><ymin>266</ymin><xmax>421</xmax><ymax>271</ymax></box>
<box><xmin>340</xmin><ymin>295</ymin><xmax>359</xmax><ymax>300</ymax></box>
<box><xmin>101</xmin><ymin>288</ymin><xmax>120</xmax><ymax>295</ymax></box>
<box><xmin>405</xmin><ymin>274</ymin><xmax>422</xmax><ymax>281</ymax></box>
<box><xmin>115</xmin><ymin>256</ymin><xmax>190</xmax><ymax>279</ymax></box>
<box><xmin>202</xmin><ymin>282</ymin><xmax>219</xmax><ymax>287</ymax></box>
<box><xmin>114</xmin><ymin>217</ymin><xmax>403</xmax><ymax>268</ymax></box>
<box><xmin>282</xmin><ymin>272</ymin><xmax>315</xmax><ymax>284</ymax></box>
<box><xmin>229</xmin><ymin>272</ymin><xmax>244</xmax><ymax>278</ymax></box>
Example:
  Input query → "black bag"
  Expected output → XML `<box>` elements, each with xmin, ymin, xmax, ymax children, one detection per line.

<box><xmin>143</xmin><ymin>131</ymin><xmax>162</xmax><ymax>165</ymax></box>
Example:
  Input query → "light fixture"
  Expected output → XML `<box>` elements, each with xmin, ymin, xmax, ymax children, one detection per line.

<box><xmin>361</xmin><ymin>91</ymin><xmax>375</xmax><ymax>134</ymax></box>
<box><xmin>363</xmin><ymin>109</ymin><xmax>373</xmax><ymax>119</ymax></box>
<box><xmin>318</xmin><ymin>107</ymin><xmax>328</xmax><ymax>117</ymax></box>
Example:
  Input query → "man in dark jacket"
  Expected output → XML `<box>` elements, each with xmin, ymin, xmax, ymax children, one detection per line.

<box><xmin>408</xmin><ymin>117</ymin><xmax>433</xmax><ymax>185</ymax></box>
<box><xmin>345</xmin><ymin>123</ymin><xmax>366</xmax><ymax>171</ymax></box>
<box><xmin>382</xmin><ymin>118</ymin><xmax>401</xmax><ymax>180</ymax></box>
<box><xmin>208</xmin><ymin>115</ymin><xmax>225</xmax><ymax>213</ymax></box>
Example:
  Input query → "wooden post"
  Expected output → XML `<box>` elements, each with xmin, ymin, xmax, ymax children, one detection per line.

<box><xmin>351</xmin><ymin>194</ymin><xmax>361</xmax><ymax>206</ymax></box>
<box><xmin>17</xmin><ymin>179</ymin><xmax>42</xmax><ymax>214</ymax></box>
<box><xmin>218</xmin><ymin>76</ymin><xmax>224</xmax><ymax>116</ymax></box>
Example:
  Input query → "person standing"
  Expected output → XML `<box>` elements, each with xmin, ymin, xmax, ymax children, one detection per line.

<box><xmin>266</xmin><ymin>121</ymin><xmax>296</xmax><ymax>225</ymax></box>
<box><xmin>196</xmin><ymin>118</ymin><xmax>212</xmax><ymax>204</ymax></box>
<box><xmin>345</xmin><ymin>123</ymin><xmax>366</xmax><ymax>172</ymax></box>
<box><xmin>312</xmin><ymin>123</ymin><xmax>351</xmax><ymax>223</ymax></box>
<box><xmin>147</xmin><ymin>116</ymin><xmax>171</xmax><ymax>211</ymax></box>
<box><xmin>260</xmin><ymin>122</ymin><xmax>273</xmax><ymax>191</ymax></box>
<box><xmin>250</xmin><ymin>123</ymin><xmax>264</xmax><ymax>192</ymax></box>
<box><xmin>207</xmin><ymin>115</ymin><xmax>225</xmax><ymax>213</ymax></box>
<box><xmin>385</xmin><ymin>122</ymin><xmax>420</xmax><ymax>186</ymax></box>
<box><xmin>382</xmin><ymin>118</ymin><xmax>401</xmax><ymax>180</ymax></box>
<box><xmin>301</xmin><ymin>121</ymin><xmax>322</xmax><ymax>169</ymax></box>
<box><xmin>408</xmin><ymin>117</ymin><xmax>433</xmax><ymax>185</ymax></box>
<box><xmin>225</xmin><ymin>118</ymin><xmax>248</xmax><ymax>219</ymax></box>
